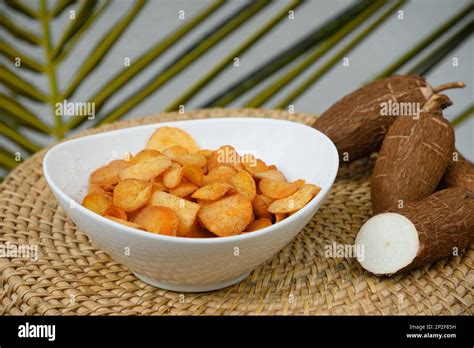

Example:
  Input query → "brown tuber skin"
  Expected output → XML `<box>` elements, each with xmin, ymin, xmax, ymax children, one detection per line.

<box><xmin>389</xmin><ymin>188</ymin><xmax>474</xmax><ymax>273</ymax></box>
<box><xmin>371</xmin><ymin>94</ymin><xmax>455</xmax><ymax>214</ymax></box>
<box><xmin>438</xmin><ymin>151</ymin><xmax>474</xmax><ymax>192</ymax></box>
<box><xmin>313</xmin><ymin>75</ymin><xmax>464</xmax><ymax>162</ymax></box>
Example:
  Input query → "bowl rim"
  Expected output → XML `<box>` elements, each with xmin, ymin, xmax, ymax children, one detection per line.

<box><xmin>43</xmin><ymin>117</ymin><xmax>339</xmax><ymax>245</ymax></box>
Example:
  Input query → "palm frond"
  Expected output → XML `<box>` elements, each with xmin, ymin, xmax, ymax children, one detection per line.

<box><xmin>0</xmin><ymin>64</ymin><xmax>49</xmax><ymax>102</ymax></box>
<box><xmin>0</xmin><ymin>39</ymin><xmax>44</xmax><ymax>73</ymax></box>
<box><xmin>0</xmin><ymin>147</ymin><xmax>19</xmax><ymax>170</ymax></box>
<box><xmin>165</xmin><ymin>0</ymin><xmax>303</xmax><ymax>112</ymax></box>
<box><xmin>5</xmin><ymin>0</ymin><xmax>38</xmax><ymax>19</ymax></box>
<box><xmin>0</xmin><ymin>94</ymin><xmax>50</xmax><ymax>133</ymax></box>
<box><xmin>0</xmin><ymin>13</ymin><xmax>41</xmax><ymax>45</ymax></box>
<box><xmin>246</xmin><ymin>0</ymin><xmax>394</xmax><ymax>108</ymax></box>
<box><xmin>52</xmin><ymin>0</ymin><xmax>77</xmax><ymax>17</ymax></box>
<box><xmin>60</xmin><ymin>0</ymin><xmax>146</xmax><ymax>100</ymax></box>
<box><xmin>94</xmin><ymin>0</ymin><xmax>271</xmax><ymax>126</ymax></box>
<box><xmin>52</xmin><ymin>0</ymin><xmax>111</xmax><ymax>65</ymax></box>
<box><xmin>199</xmin><ymin>0</ymin><xmax>374</xmax><ymax>108</ymax></box>
<box><xmin>61</xmin><ymin>0</ymin><xmax>225</xmax><ymax>133</ymax></box>
<box><xmin>409</xmin><ymin>20</ymin><xmax>473</xmax><ymax>76</ymax></box>
<box><xmin>375</xmin><ymin>4</ymin><xmax>473</xmax><ymax>79</ymax></box>
<box><xmin>274</xmin><ymin>0</ymin><xmax>405</xmax><ymax>109</ymax></box>
<box><xmin>50</xmin><ymin>0</ymin><xmax>100</xmax><ymax>61</ymax></box>
<box><xmin>0</xmin><ymin>119</ymin><xmax>41</xmax><ymax>153</ymax></box>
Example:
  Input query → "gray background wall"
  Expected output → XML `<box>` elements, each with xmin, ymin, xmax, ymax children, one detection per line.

<box><xmin>1</xmin><ymin>0</ymin><xmax>473</xmax><ymax>166</ymax></box>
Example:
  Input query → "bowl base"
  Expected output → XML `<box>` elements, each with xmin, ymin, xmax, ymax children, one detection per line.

<box><xmin>133</xmin><ymin>272</ymin><xmax>250</xmax><ymax>292</ymax></box>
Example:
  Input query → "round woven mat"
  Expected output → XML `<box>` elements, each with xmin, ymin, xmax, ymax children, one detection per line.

<box><xmin>1</xmin><ymin>108</ymin><xmax>472</xmax><ymax>315</ymax></box>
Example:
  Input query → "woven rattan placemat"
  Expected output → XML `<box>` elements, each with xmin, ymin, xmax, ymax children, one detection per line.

<box><xmin>0</xmin><ymin>108</ymin><xmax>472</xmax><ymax>315</ymax></box>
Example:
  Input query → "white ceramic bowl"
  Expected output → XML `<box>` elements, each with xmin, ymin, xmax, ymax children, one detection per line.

<box><xmin>43</xmin><ymin>118</ymin><xmax>339</xmax><ymax>292</ymax></box>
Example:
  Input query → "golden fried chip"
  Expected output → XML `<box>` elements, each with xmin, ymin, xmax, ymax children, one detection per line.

<box><xmin>146</xmin><ymin>126</ymin><xmax>200</xmax><ymax>153</ymax></box>
<box><xmin>132</xmin><ymin>206</ymin><xmax>179</xmax><ymax>236</ymax></box>
<box><xmin>230</xmin><ymin>170</ymin><xmax>256</xmax><ymax>201</ymax></box>
<box><xmin>82</xmin><ymin>193</ymin><xmax>111</xmax><ymax>215</ymax></box>
<box><xmin>203</xmin><ymin>166</ymin><xmax>236</xmax><ymax>186</ymax></box>
<box><xmin>241</xmin><ymin>154</ymin><xmax>268</xmax><ymax>176</ymax></box>
<box><xmin>148</xmin><ymin>191</ymin><xmax>200</xmax><ymax>235</ymax></box>
<box><xmin>105</xmin><ymin>216</ymin><xmax>143</xmax><ymax>229</ymax></box>
<box><xmin>191</xmin><ymin>183</ymin><xmax>231</xmax><ymax>201</ymax></box>
<box><xmin>182</xmin><ymin>164</ymin><xmax>204</xmax><ymax>187</ymax></box>
<box><xmin>162</xmin><ymin>163</ymin><xmax>183</xmax><ymax>189</ymax></box>
<box><xmin>113</xmin><ymin>179</ymin><xmax>152</xmax><ymax>212</ymax></box>
<box><xmin>88</xmin><ymin>184</ymin><xmax>113</xmax><ymax>199</ymax></box>
<box><xmin>90</xmin><ymin>160</ymin><xmax>129</xmax><ymax>186</ymax></box>
<box><xmin>259</xmin><ymin>178</ymin><xmax>305</xmax><ymax>199</ymax></box>
<box><xmin>169</xmin><ymin>182</ymin><xmax>199</xmax><ymax>198</ymax></box>
<box><xmin>252</xmin><ymin>194</ymin><xmax>272</xmax><ymax>219</ymax></box>
<box><xmin>268</xmin><ymin>184</ymin><xmax>320</xmax><ymax>214</ymax></box>
<box><xmin>255</xmin><ymin>170</ymin><xmax>286</xmax><ymax>182</ymax></box>
<box><xmin>245</xmin><ymin>218</ymin><xmax>272</xmax><ymax>232</ymax></box>
<box><xmin>119</xmin><ymin>155</ymin><xmax>171</xmax><ymax>181</ymax></box>
<box><xmin>273</xmin><ymin>213</ymin><xmax>287</xmax><ymax>223</ymax></box>
<box><xmin>103</xmin><ymin>205</ymin><xmax>127</xmax><ymax>220</ymax></box>
<box><xmin>129</xmin><ymin>149</ymin><xmax>162</xmax><ymax>165</ymax></box>
<box><xmin>198</xmin><ymin>194</ymin><xmax>253</xmax><ymax>236</ymax></box>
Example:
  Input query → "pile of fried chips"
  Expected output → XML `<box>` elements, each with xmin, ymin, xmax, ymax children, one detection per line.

<box><xmin>82</xmin><ymin>127</ymin><xmax>321</xmax><ymax>237</ymax></box>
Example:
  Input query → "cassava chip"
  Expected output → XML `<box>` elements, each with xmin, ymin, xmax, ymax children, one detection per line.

<box><xmin>88</xmin><ymin>183</ymin><xmax>113</xmax><ymax>199</ymax></box>
<box><xmin>273</xmin><ymin>213</ymin><xmax>286</xmax><ymax>223</ymax></box>
<box><xmin>198</xmin><ymin>194</ymin><xmax>253</xmax><ymax>236</ymax></box>
<box><xmin>197</xmin><ymin>149</ymin><xmax>213</xmax><ymax>158</ymax></box>
<box><xmin>148</xmin><ymin>191</ymin><xmax>200</xmax><ymax>235</ymax></box>
<box><xmin>255</xmin><ymin>170</ymin><xmax>286</xmax><ymax>182</ymax></box>
<box><xmin>245</xmin><ymin>218</ymin><xmax>272</xmax><ymax>232</ymax></box>
<box><xmin>259</xmin><ymin>178</ymin><xmax>305</xmax><ymax>199</ymax></box>
<box><xmin>162</xmin><ymin>163</ymin><xmax>183</xmax><ymax>189</ymax></box>
<box><xmin>129</xmin><ymin>149</ymin><xmax>162</xmax><ymax>165</ymax></box>
<box><xmin>106</xmin><ymin>216</ymin><xmax>143</xmax><ymax>229</ymax></box>
<box><xmin>119</xmin><ymin>155</ymin><xmax>171</xmax><ymax>181</ymax></box>
<box><xmin>241</xmin><ymin>154</ymin><xmax>268</xmax><ymax>176</ymax></box>
<box><xmin>90</xmin><ymin>160</ymin><xmax>129</xmax><ymax>186</ymax></box>
<box><xmin>268</xmin><ymin>184</ymin><xmax>320</xmax><ymax>214</ymax></box>
<box><xmin>169</xmin><ymin>182</ymin><xmax>199</xmax><ymax>197</ymax></box>
<box><xmin>103</xmin><ymin>205</ymin><xmax>127</xmax><ymax>220</ymax></box>
<box><xmin>230</xmin><ymin>170</ymin><xmax>256</xmax><ymax>201</ymax></box>
<box><xmin>203</xmin><ymin>166</ymin><xmax>236</xmax><ymax>185</ymax></box>
<box><xmin>113</xmin><ymin>179</ymin><xmax>152</xmax><ymax>212</ymax></box>
<box><xmin>252</xmin><ymin>194</ymin><xmax>272</xmax><ymax>219</ymax></box>
<box><xmin>191</xmin><ymin>183</ymin><xmax>231</xmax><ymax>201</ymax></box>
<box><xmin>82</xmin><ymin>193</ymin><xmax>111</xmax><ymax>215</ymax></box>
<box><xmin>146</xmin><ymin>126</ymin><xmax>200</xmax><ymax>153</ymax></box>
<box><xmin>133</xmin><ymin>206</ymin><xmax>179</xmax><ymax>236</ymax></box>
<box><xmin>182</xmin><ymin>164</ymin><xmax>204</xmax><ymax>187</ymax></box>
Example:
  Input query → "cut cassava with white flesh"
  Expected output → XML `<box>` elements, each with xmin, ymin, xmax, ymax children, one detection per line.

<box><xmin>371</xmin><ymin>94</ymin><xmax>455</xmax><ymax>214</ymax></box>
<box><xmin>355</xmin><ymin>188</ymin><xmax>474</xmax><ymax>275</ymax></box>
<box><xmin>438</xmin><ymin>151</ymin><xmax>474</xmax><ymax>192</ymax></box>
<box><xmin>312</xmin><ymin>75</ymin><xmax>464</xmax><ymax>161</ymax></box>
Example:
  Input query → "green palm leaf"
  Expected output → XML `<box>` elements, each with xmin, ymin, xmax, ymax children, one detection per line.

<box><xmin>165</xmin><ymin>0</ymin><xmax>303</xmax><ymax>112</ymax></box>
<box><xmin>0</xmin><ymin>0</ymin><xmax>472</xmax><ymax>177</ymax></box>
<box><xmin>61</xmin><ymin>0</ymin><xmax>225</xmax><ymax>133</ymax></box>
<box><xmin>94</xmin><ymin>0</ymin><xmax>271</xmax><ymax>126</ymax></box>
<box><xmin>274</xmin><ymin>0</ymin><xmax>406</xmax><ymax>108</ymax></box>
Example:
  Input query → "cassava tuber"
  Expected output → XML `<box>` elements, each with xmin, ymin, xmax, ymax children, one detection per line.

<box><xmin>371</xmin><ymin>94</ymin><xmax>455</xmax><ymax>214</ymax></box>
<box><xmin>355</xmin><ymin>188</ymin><xmax>474</xmax><ymax>275</ymax></box>
<box><xmin>312</xmin><ymin>75</ymin><xmax>464</xmax><ymax>162</ymax></box>
<box><xmin>438</xmin><ymin>151</ymin><xmax>474</xmax><ymax>192</ymax></box>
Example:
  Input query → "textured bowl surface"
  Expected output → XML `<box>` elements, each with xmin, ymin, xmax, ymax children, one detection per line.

<box><xmin>43</xmin><ymin>117</ymin><xmax>339</xmax><ymax>292</ymax></box>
